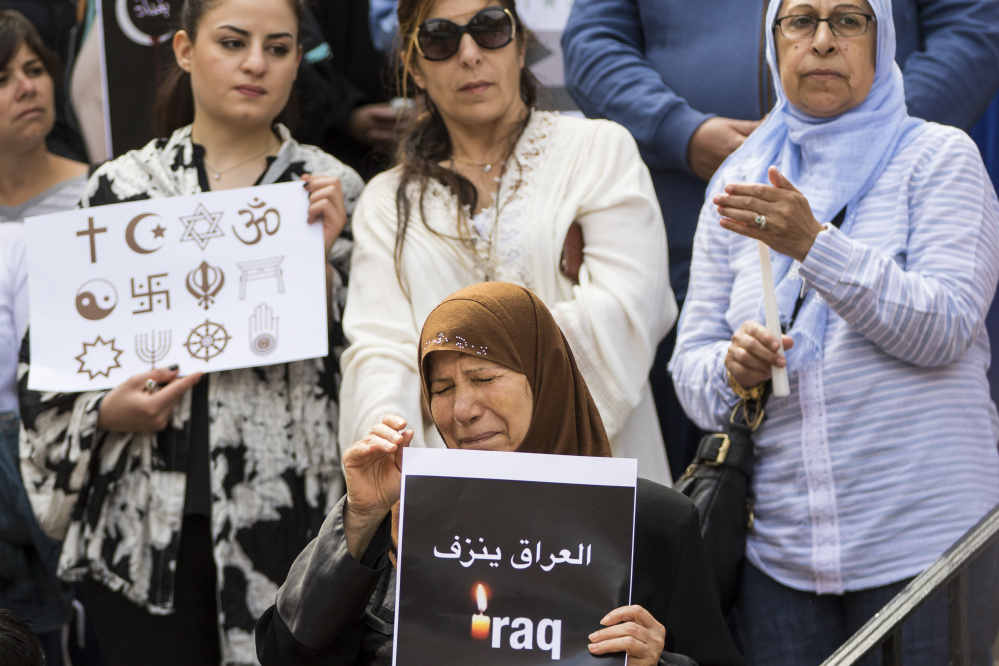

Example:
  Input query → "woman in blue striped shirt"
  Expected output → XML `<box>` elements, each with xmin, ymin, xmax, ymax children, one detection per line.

<box><xmin>670</xmin><ymin>0</ymin><xmax>999</xmax><ymax>663</ymax></box>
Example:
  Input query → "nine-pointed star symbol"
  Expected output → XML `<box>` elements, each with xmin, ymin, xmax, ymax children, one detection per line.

<box><xmin>75</xmin><ymin>336</ymin><xmax>124</xmax><ymax>379</ymax></box>
<box><xmin>178</xmin><ymin>203</ymin><xmax>225</xmax><ymax>250</ymax></box>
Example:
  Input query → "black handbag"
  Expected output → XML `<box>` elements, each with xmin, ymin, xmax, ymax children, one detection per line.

<box><xmin>675</xmin><ymin>388</ymin><xmax>768</xmax><ymax>617</ymax></box>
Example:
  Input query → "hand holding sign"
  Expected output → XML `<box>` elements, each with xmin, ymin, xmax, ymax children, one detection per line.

<box><xmin>97</xmin><ymin>366</ymin><xmax>203</xmax><ymax>432</ymax></box>
<box><xmin>343</xmin><ymin>414</ymin><xmax>413</xmax><ymax>559</ymax></box>
<box><xmin>301</xmin><ymin>174</ymin><xmax>347</xmax><ymax>258</ymax></box>
<box><xmin>588</xmin><ymin>605</ymin><xmax>665</xmax><ymax>665</ymax></box>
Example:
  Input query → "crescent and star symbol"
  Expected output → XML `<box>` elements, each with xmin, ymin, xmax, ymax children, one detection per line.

<box><xmin>179</xmin><ymin>204</ymin><xmax>225</xmax><ymax>250</ymax></box>
<box><xmin>124</xmin><ymin>212</ymin><xmax>166</xmax><ymax>254</ymax></box>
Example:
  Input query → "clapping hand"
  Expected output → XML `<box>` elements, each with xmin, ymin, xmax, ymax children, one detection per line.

<box><xmin>713</xmin><ymin>166</ymin><xmax>824</xmax><ymax>262</ymax></box>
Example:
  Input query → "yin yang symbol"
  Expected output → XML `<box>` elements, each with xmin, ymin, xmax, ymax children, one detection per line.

<box><xmin>75</xmin><ymin>279</ymin><xmax>118</xmax><ymax>321</ymax></box>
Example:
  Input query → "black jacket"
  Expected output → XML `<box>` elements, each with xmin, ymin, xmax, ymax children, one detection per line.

<box><xmin>255</xmin><ymin>479</ymin><xmax>745</xmax><ymax>665</ymax></box>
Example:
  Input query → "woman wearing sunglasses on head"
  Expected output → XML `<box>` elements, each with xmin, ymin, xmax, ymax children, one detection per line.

<box><xmin>338</xmin><ymin>0</ymin><xmax>677</xmax><ymax>486</ymax></box>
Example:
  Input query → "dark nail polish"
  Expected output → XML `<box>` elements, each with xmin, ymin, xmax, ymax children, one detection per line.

<box><xmin>169</xmin><ymin>364</ymin><xmax>179</xmax><ymax>371</ymax></box>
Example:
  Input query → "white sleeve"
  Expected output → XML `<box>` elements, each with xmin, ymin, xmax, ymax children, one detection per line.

<box><xmin>550</xmin><ymin>122</ymin><xmax>677</xmax><ymax>437</ymax></box>
<box><xmin>338</xmin><ymin>184</ymin><xmax>427</xmax><ymax>457</ymax></box>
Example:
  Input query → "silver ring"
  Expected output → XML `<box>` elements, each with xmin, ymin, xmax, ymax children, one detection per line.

<box><xmin>144</xmin><ymin>378</ymin><xmax>158</xmax><ymax>393</ymax></box>
<box><xmin>755</xmin><ymin>213</ymin><xmax>767</xmax><ymax>231</ymax></box>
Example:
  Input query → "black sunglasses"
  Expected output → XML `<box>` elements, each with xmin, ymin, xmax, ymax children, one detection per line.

<box><xmin>415</xmin><ymin>6</ymin><xmax>516</xmax><ymax>62</ymax></box>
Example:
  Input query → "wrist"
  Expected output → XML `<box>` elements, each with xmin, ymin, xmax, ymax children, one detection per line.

<box><xmin>727</xmin><ymin>369</ymin><xmax>764</xmax><ymax>401</ymax></box>
<box><xmin>794</xmin><ymin>221</ymin><xmax>826</xmax><ymax>262</ymax></box>
<box><xmin>343</xmin><ymin>499</ymin><xmax>390</xmax><ymax>560</ymax></box>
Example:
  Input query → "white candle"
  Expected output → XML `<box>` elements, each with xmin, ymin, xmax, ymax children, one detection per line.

<box><xmin>757</xmin><ymin>241</ymin><xmax>790</xmax><ymax>397</ymax></box>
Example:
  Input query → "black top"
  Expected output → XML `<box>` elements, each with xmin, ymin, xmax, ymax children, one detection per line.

<box><xmin>255</xmin><ymin>479</ymin><xmax>746</xmax><ymax>666</ymax></box>
<box><xmin>183</xmin><ymin>376</ymin><xmax>211</xmax><ymax>517</ymax></box>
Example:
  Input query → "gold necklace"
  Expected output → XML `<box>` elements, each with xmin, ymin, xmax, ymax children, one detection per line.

<box><xmin>203</xmin><ymin>140</ymin><xmax>277</xmax><ymax>181</ymax></box>
<box><xmin>453</xmin><ymin>158</ymin><xmax>507</xmax><ymax>281</ymax></box>
<box><xmin>450</xmin><ymin>154</ymin><xmax>503</xmax><ymax>174</ymax></box>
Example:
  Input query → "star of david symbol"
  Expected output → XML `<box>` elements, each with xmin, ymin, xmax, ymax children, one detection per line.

<box><xmin>178</xmin><ymin>204</ymin><xmax>225</xmax><ymax>250</ymax></box>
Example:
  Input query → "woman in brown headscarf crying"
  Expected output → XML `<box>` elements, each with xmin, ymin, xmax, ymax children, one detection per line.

<box><xmin>255</xmin><ymin>282</ymin><xmax>745</xmax><ymax>666</ymax></box>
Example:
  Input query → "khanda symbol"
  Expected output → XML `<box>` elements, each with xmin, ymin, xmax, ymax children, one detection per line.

<box><xmin>186</xmin><ymin>261</ymin><xmax>225</xmax><ymax>310</ymax></box>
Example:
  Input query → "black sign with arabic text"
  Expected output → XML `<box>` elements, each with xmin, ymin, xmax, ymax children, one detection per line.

<box><xmin>395</xmin><ymin>475</ymin><xmax>634</xmax><ymax>665</ymax></box>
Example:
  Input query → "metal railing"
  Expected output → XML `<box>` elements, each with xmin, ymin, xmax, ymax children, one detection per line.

<box><xmin>821</xmin><ymin>503</ymin><xmax>999</xmax><ymax>665</ymax></box>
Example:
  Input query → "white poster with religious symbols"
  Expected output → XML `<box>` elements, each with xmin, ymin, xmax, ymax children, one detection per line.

<box><xmin>24</xmin><ymin>182</ymin><xmax>328</xmax><ymax>392</ymax></box>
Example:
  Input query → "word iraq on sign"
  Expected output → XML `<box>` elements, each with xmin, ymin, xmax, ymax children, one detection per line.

<box><xmin>435</xmin><ymin>534</ymin><xmax>595</xmax><ymax>661</ymax></box>
<box><xmin>470</xmin><ymin>583</ymin><xmax>563</xmax><ymax>660</ymax></box>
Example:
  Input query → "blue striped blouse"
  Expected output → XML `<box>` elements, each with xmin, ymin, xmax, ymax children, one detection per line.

<box><xmin>671</xmin><ymin>123</ymin><xmax>999</xmax><ymax>594</ymax></box>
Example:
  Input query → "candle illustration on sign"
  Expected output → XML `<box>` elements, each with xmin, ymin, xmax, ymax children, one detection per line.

<box><xmin>471</xmin><ymin>583</ymin><xmax>490</xmax><ymax>640</ymax></box>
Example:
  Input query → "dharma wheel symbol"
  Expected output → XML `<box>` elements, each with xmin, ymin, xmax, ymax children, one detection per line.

<box><xmin>184</xmin><ymin>319</ymin><xmax>231</xmax><ymax>362</ymax></box>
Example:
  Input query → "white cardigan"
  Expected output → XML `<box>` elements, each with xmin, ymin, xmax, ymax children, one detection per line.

<box><xmin>340</xmin><ymin>112</ymin><xmax>677</xmax><ymax>483</ymax></box>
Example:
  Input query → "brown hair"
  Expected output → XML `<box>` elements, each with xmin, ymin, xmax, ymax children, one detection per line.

<box><xmin>0</xmin><ymin>9</ymin><xmax>61</xmax><ymax>82</ymax></box>
<box><xmin>153</xmin><ymin>0</ymin><xmax>304</xmax><ymax>136</ymax></box>
<box><xmin>392</xmin><ymin>0</ymin><xmax>541</xmax><ymax>289</ymax></box>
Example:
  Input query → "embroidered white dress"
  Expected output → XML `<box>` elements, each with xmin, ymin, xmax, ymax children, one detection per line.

<box><xmin>340</xmin><ymin>111</ymin><xmax>677</xmax><ymax>484</ymax></box>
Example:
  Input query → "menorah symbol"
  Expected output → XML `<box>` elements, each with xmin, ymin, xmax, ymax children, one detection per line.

<box><xmin>135</xmin><ymin>330</ymin><xmax>172</xmax><ymax>369</ymax></box>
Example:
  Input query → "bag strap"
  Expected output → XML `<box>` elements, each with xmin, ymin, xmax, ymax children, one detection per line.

<box><xmin>786</xmin><ymin>206</ymin><xmax>846</xmax><ymax>328</ymax></box>
<box><xmin>693</xmin><ymin>429</ymin><xmax>755</xmax><ymax>476</ymax></box>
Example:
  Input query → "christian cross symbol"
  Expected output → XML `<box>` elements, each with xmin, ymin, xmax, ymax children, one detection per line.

<box><xmin>76</xmin><ymin>217</ymin><xmax>107</xmax><ymax>264</ymax></box>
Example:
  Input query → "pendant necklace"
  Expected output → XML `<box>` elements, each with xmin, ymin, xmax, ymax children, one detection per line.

<box><xmin>454</xmin><ymin>156</ymin><xmax>506</xmax><ymax>281</ymax></box>
<box><xmin>481</xmin><ymin>165</ymin><xmax>504</xmax><ymax>281</ymax></box>
<box><xmin>450</xmin><ymin>153</ymin><xmax>503</xmax><ymax>174</ymax></box>
<box><xmin>203</xmin><ymin>140</ymin><xmax>277</xmax><ymax>181</ymax></box>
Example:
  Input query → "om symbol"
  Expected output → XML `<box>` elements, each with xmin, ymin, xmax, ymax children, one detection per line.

<box><xmin>233</xmin><ymin>198</ymin><xmax>281</xmax><ymax>245</ymax></box>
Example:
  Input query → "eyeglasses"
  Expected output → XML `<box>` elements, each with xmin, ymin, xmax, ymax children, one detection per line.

<box><xmin>415</xmin><ymin>6</ymin><xmax>516</xmax><ymax>61</ymax></box>
<box><xmin>773</xmin><ymin>12</ymin><xmax>875</xmax><ymax>39</ymax></box>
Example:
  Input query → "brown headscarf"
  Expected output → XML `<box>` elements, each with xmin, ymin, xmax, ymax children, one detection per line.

<box><xmin>417</xmin><ymin>282</ymin><xmax>611</xmax><ymax>458</ymax></box>
<box><xmin>390</xmin><ymin>283</ymin><xmax>612</xmax><ymax>561</ymax></box>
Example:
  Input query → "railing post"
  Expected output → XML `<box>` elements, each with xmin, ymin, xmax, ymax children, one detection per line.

<box><xmin>881</xmin><ymin>627</ymin><xmax>902</xmax><ymax>665</ymax></box>
<box><xmin>818</xmin><ymin>505</ymin><xmax>999</xmax><ymax>666</ymax></box>
<box><xmin>947</xmin><ymin>568</ymin><xmax>970</xmax><ymax>666</ymax></box>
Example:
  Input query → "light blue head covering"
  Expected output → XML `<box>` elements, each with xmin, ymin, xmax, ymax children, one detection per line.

<box><xmin>712</xmin><ymin>0</ymin><xmax>924</xmax><ymax>372</ymax></box>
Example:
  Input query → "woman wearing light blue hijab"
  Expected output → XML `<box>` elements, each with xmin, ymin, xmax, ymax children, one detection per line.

<box><xmin>671</xmin><ymin>0</ymin><xmax>999</xmax><ymax>663</ymax></box>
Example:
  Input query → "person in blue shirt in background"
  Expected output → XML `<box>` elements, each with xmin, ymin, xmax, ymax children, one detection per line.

<box><xmin>368</xmin><ymin>0</ymin><xmax>399</xmax><ymax>56</ymax></box>
<box><xmin>561</xmin><ymin>0</ymin><xmax>999</xmax><ymax>477</ymax></box>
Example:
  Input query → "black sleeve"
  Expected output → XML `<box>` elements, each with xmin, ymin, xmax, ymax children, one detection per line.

<box><xmin>634</xmin><ymin>479</ymin><xmax>746</xmax><ymax>666</ymax></box>
<box><xmin>290</xmin><ymin>59</ymin><xmax>369</xmax><ymax>148</ymax></box>
<box><xmin>255</xmin><ymin>496</ymin><xmax>392</xmax><ymax>665</ymax></box>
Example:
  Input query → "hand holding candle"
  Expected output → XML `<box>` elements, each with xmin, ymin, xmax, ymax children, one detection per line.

<box><xmin>757</xmin><ymin>241</ymin><xmax>790</xmax><ymax>397</ymax></box>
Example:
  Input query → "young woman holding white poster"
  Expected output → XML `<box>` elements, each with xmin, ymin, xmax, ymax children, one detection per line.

<box><xmin>16</xmin><ymin>0</ymin><xmax>363</xmax><ymax>663</ymax></box>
